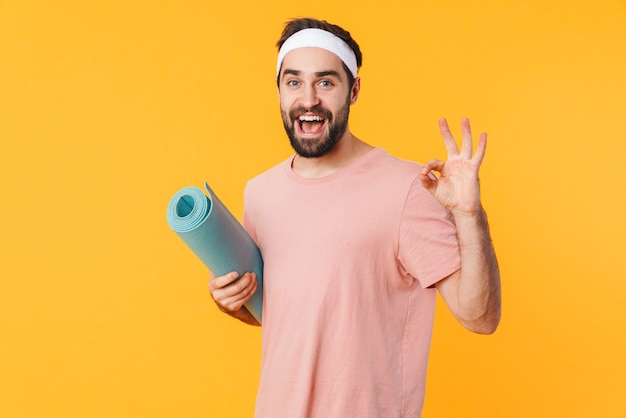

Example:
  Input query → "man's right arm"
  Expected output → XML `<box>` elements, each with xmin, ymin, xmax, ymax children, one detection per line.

<box><xmin>209</xmin><ymin>271</ymin><xmax>261</xmax><ymax>326</ymax></box>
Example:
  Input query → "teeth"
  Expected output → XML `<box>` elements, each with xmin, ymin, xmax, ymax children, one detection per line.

<box><xmin>299</xmin><ymin>115</ymin><xmax>324</xmax><ymax>122</ymax></box>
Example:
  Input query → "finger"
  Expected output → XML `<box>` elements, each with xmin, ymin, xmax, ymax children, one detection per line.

<box><xmin>421</xmin><ymin>158</ymin><xmax>445</xmax><ymax>175</ymax></box>
<box><xmin>216</xmin><ymin>275</ymin><xmax>258</xmax><ymax>312</ymax></box>
<box><xmin>439</xmin><ymin>118</ymin><xmax>460</xmax><ymax>156</ymax></box>
<box><xmin>473</xmin><ymin>132</ymin><xmax>487</xmax><ymax>166</ymax></box>
<box><xmin>229</xmin><ymin>278</ymin><xmax>258</xmax><ymax>306</ymax></box>
<box><xmin>223</xmin><ymin>272</ymin><xmax>254</xmax><ymax>296</ymax></box>
<box><xmin>211</xmin><ymin>273</ymin><xmax>251</xmax><ymax>302</ymax></box>
<box><xmin>460</xmin><ymin>118</ymin><xmax>473</xmax><ymax>159</ymax></box>
<box><xmin>419</xmin><ymin>159</ymin><xmax>444</xmax><ymax>194</ymax></box>
<box><xmin>209</xmin><ymin>271</ymin><xmax>240</xmax><ymax>291</ymax></box>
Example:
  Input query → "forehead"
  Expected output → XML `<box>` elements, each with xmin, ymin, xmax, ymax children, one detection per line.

<box><xmin>280</xmin><ymin>47</ymin><xmax>345</xmax><ymax>76</ymax></box>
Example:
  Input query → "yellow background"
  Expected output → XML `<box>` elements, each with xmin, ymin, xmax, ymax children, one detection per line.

<box><xmin>1</xmin><ymin>0</ymin><xmax>625</xmax><ymax>417</ymax></box>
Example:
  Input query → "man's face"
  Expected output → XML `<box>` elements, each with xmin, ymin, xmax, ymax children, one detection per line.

<box><xmin>278</xmin><ymin>47</ymin><xmax>357</xmax><ymax>158</ymax></box>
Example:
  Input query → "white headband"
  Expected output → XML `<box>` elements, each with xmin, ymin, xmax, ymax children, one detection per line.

<box><xmin>276</xmin><ymin>28</ymin><xmax>358</xmax><ymax>78</ymax></box>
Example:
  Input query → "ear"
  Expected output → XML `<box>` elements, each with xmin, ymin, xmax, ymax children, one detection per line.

<box><xmin>350</xmin><ymin>77</ymin><xmax>361</xmax><ymax>104</ymax></box>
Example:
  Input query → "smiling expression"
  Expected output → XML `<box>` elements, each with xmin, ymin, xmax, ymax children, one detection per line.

<box><xmin>278</xmin><ymin>47</ymin><xmax>358</xmax><ymax>158</ymax></box>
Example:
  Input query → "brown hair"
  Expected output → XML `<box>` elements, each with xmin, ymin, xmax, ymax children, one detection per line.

<box><xmin>276</xmin><ymin>17</ymin><xmax>363</xmax><ymax>85</ymax></box>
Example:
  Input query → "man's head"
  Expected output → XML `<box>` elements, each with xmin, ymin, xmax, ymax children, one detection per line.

<box><xmin>276</xmin><ymin>18</ymin><xmax>363</xmax><ymax>158</ymax></box>
<box><xmin>276</xmin><ymin>18</ymin><xmax>363</xmax><ymax>87</ymax></box>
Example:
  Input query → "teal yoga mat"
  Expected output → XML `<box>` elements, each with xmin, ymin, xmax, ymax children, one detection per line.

<box><xmin>166</xmin><ymin>182</ymin><xmax>263</xmax><ymax>323</ymax></box>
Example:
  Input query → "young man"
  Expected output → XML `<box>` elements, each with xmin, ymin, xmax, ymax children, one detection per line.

<box><xmin>209</xmin><ymin>17</ymin><xmax>501</xmax><ymax>418</ymax></box>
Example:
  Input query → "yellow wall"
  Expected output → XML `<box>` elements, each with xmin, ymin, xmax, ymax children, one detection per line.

<box><xmin>2</xmin><ymin>1</ymin><xmax>625</xmax><ymax>417</ymax></box>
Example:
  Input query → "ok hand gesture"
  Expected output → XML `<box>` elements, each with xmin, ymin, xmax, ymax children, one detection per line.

<box><xmin>419</xmin><ymin>118</ymin><xmax>487</xmax><ymax>215</ymax></box>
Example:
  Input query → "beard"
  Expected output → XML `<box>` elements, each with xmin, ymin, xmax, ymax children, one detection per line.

<box><xmin>280</xmin><ymin>95</ymin><xmax>351</xmax><ymax>159</ymax></box>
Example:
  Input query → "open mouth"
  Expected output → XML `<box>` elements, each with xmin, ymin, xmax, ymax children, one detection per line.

<box><xmin>296</xmin><ymin>114</ymin><xmax>327</xmax><ymax>136</ymax></box>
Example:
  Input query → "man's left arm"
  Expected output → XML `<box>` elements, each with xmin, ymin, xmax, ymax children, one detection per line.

<box><xmin>420</xmin><ymin>118</ymin><xmax>501</xmax><ymax>334</ymax></box>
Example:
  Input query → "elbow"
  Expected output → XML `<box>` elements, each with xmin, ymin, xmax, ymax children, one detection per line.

<box><xmin>469</xmin><ymin>317</ymin><xmax>500</xmax><ymax>335</ymax></box>
<box><xmin>460</xmin><ymin>305</ymin><xmax>501</xmax><ymax>335</ymax></box>
<box><xmin>463</xmin><ymin>285</ymin><xmax>502</xmax><ymax>335</ymax></box>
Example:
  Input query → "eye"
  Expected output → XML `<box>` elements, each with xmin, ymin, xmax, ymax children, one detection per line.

<box><xmin>286</xmin><ymin>79</ymin><xmax>300</xmax><ymax>87</ymax></box>
<box><xmin>319</xmin><ymin>80</ymin><xmax>333</xmax><ymax>87</ymax></box>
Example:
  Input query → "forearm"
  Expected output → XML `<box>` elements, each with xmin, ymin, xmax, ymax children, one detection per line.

<box><xmin>447</xmin><ymin>206</ymin><xmax>501</xmax><ymax>333</ymax></box>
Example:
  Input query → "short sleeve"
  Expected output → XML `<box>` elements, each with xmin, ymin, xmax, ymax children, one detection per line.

<box><xmin>398</xmin><ymin>178</ymin><xmax>461</xmax><ymax>288</ymax></box>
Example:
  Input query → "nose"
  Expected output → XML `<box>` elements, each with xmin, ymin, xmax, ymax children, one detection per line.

<box><xmin>300</xmin><ymin>83</ymin><xmax>320</xmax><ymax>110</ymax></box>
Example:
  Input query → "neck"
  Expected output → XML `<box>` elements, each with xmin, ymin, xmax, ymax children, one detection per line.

<box><xmin>291</xmin><ymin>130</ymin><xmax>374</xmax><ymax>178</ymax></box>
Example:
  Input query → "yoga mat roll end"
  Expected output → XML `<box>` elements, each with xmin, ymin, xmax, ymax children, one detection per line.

<box><xmin>166</xmin><ymin>183</ymin><xmax>263</xmax><ymax>323</ymax></box>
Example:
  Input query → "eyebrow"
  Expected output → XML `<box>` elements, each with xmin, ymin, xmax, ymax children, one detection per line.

<box><xmin>282</xmin><ymin>69</ymin><xmax>344</xmax><ymax>81</ymax></box>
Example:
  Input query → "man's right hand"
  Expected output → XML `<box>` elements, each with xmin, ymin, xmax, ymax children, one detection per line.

<box><xmin>209</xmin><ymin>271</ymin><xmax>260</xmax><ymax>326</ymax></box>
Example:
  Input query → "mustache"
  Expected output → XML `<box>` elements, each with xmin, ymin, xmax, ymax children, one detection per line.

<box><xmin>289</xmin><ymin>105</ymin><xmax>333</xmax><ymax>122</ymax></box>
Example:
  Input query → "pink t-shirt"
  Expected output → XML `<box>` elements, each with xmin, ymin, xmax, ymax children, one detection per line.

<box><xmin>243</xmin><ymin>148</ymin><xmax>460</xmax><ymax>418</ymax></box>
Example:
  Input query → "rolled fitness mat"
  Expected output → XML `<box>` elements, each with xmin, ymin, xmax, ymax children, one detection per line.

<box><xmin>166</xmin><ymin>182</ymin><xmax>263</xmax><ymax>323</ymax></box>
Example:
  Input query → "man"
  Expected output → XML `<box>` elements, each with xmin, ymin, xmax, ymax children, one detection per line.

<box><xmin>209</xmin><ymin>17</ymin><xmax>501</xmax><ymax>418</ymax></box>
